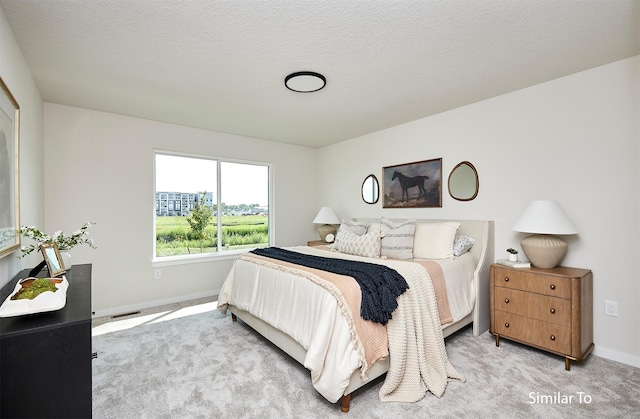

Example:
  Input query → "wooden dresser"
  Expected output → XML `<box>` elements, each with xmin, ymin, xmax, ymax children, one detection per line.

<box><xmin>490</xmin><ymin>263</ymin><xmax>594</xmax><ymax>370</ymax></box>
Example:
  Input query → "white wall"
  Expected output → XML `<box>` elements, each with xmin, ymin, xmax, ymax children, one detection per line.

<box><xmin>0</xmin><ymin>6</ymin><xmax>44</xmax><ymax>286</ymax></box>
<box><xmin>43</xmin><ymin>104</ymin><xmax>318</xmax><ymax>315</ymax></box>
<box><xmin>318</xmin><ymin>57</ymin><xmax>640</xmax><ymax>367</ymax></box>
<box><xmin>6</xmin><ymin>0</ymin><xmax>638</xmax><ymax>366</ymax></box>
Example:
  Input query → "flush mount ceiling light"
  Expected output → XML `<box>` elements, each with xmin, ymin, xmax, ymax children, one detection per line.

<box><xmin>284</xmin><ymin>71</ymin><xmax>326</xmax><ymax>93</ymax></box>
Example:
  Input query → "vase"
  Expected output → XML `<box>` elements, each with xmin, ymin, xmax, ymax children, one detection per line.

<box><xmin>508</xmin><ymin>253</ymin><xmax>518</xmax><ymax>262</ymax></box>
<box><xmin>60</xmin><ymin>250</ymin><xmax>72</xmax><ymax>270</ymax></box>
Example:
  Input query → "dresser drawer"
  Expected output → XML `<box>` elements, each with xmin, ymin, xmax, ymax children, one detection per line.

<box><xmin>493</xmin><ymin>266</ymin><xmax>570</xmax><ymax>298</ymax></box>
<box><xmin>494</xmin><ymin>287</ymin><xmax>571</xmax><ymax>326</ymax></box>
<box><xmin>494</xmin><ymin>310</ymin><xmax>571</xmax><ymax>354</ymax></box>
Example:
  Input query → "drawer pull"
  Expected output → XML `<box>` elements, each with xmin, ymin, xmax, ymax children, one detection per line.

<box><xmin>550</xmin><ymin>284</ymin><xmax>556</xmax><ymax>290</ymax></box>
<box><xmin>504</xmin><ymin>298</ymin><xmax>510</xmax><ymax>304</ymax></box>
<box><xmin>504</xmin><ymin>277</ymin><xmax>510</xmax><ymax>282</ymax></box>
<box><xmin>550</xmin><ymin>308</ymin><xmax>556</xmax><ymax>314</ymax></box>
<box><xmin>504</xmin><ymin>323</ymin><xmax>510</xmax><ymax>328</ymax></box>
<box><xmin>550</xmin><ymin>335</ymin><xmax>556</xmax><ymax>341</ymax></box>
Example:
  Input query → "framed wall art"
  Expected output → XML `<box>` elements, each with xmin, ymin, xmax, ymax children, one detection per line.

<box><xmin>382</xmin><ymin>158</ymin><xmax>442</xmax><ymax>208</ymax></box>
<box><xmin>0</xmin><ymin>77</ymin><xmax>20</xmax><ymax>259</ymax></box>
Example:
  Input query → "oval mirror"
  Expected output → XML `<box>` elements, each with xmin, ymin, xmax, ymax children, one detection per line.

<box><xmin>448</xmin><ymin>161</ymin><xmax>479</xmax><ymax>201</ymax></box>
<box><xmin>362</xmin><ymin>174</ymin><xmax>380</xmax><ymax>204</ymax></box>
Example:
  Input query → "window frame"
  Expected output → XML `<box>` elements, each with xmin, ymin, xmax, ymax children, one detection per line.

<box><xmin>152</xmin><ymin>150</ymin><xmax>273</xmax><ymax>266</ymax></box>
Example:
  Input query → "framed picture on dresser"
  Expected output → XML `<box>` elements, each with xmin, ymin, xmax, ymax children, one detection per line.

<box><xmin>0</xmin><ymin>77</ymin><xmax>20</xmax><ymax>259</ymax></box>
<box><xmin>40</xmin><ymin>243</ymin><xmax>66</xmax><ymax>277</ymax></box>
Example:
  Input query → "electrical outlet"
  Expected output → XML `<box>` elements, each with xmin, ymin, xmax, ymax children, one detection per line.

<box><xmin>604</xmin><ymin>300</ymin><xmax>618</xmax><ymax>317</ymax></box>
<box><xmin>154</xmin><ymin>269</ymin><xmax>162</xmax><ymax>279</ymax></box>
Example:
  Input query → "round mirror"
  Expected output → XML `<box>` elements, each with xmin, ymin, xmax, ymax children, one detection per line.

<box><xmin>448</xmin><ymin>161</ymin><xmax>479</xmax><ymax>201</ymax></box>
<box><xmin>362</xmin><ymin>174</ymin><xmax>380</xmax><ymax>204</ymax></box>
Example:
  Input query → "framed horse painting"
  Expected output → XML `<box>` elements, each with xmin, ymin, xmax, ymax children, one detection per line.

<box><xmin>382</xmin><ymin>158</ymin><xmax>442</xmax><ymax>208</ymax></box>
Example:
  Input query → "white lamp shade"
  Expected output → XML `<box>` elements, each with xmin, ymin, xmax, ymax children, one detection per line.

<box><xmin>512</xmin><ymin>200</ymin><xmax>578</xmax><ymax>235</ymax></box>
<box><xmin>313</xmin><ymin>207</ymin><xmax>340</xmax><ymax>225</ymax></box>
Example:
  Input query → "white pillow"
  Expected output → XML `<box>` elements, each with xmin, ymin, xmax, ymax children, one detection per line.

<box><xmin>334</xmin><ymin>230</ymin><xmax>381</xmax><ymax>259</ymax></box>
<box><xmin>413</xmin><ymin>222</ymin><xmax>460</xmax><ymax>259</ymax></box>
<box><xmin>380</xmin><ymin>217</ymin><xmax>416</xmax><ymax>260</ymax></box>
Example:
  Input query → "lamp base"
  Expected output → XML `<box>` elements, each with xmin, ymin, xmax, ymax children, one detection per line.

<box><xmin>520</xmin><ymin>234</ymin><xmax>568</xmax><ymax>269</ymax></box>
<box><xmin>317</xmin><ymin>224</ymin><xmax>337</xmax><ymax>242</ymax></box>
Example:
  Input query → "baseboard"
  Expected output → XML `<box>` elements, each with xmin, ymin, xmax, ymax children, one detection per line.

<box><xmin>593</xmin><ymin>346</ymin><xmax>640</xmax><ymax>368</ymax></box>
<box><xmin>92</xmin><ymin>289</ymin><xmax>219</xmax><ymax>319</ymax></box>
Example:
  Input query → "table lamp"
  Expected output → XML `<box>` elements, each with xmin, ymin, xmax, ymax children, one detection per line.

<box><xmin>313</xmin><ymin>207</ymin><xmax>340</xmax><ymax>242</ymax></box>
<box><xmin>511</xmin><ymin>200</ymin><xmax>578</xmax><ymax>269</ymax></box>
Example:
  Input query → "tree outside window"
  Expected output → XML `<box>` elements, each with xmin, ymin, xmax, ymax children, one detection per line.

<box><xmin>154</xmin><ymin>152</ymin><xmax>270</xmax><ymax>258</ymax></box>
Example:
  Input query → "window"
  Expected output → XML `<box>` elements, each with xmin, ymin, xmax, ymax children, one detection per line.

<box><xmin>154</xmin><ymin>152</ymin><xmax>270</xmax><ymax>259</ymax></box>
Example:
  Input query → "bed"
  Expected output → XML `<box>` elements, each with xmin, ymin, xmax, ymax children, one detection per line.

<box><xmin>218</xmin><ymin>218</ymin><xmax>494</xmax><ymax>412</ymax></box>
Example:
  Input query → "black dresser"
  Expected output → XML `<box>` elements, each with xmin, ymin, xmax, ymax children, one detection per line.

<box><xmin>0</xmin><ymin>264</ymin><xmax>92</xmax><ymax>418</ymax></box>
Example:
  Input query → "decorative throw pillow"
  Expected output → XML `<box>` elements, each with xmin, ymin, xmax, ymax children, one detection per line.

<box><xmin>366</xmin><ymin>222</ymin><xmax>381</xmax><ymax>233</ymax></box>
<box><xmin>334</xmin><ymin>230</ymin><xmax>381</xmax><ymax>259</ymax></box>
<box><xmin>332</xmin><ymin>219</ymin><xmax>368</xmax><ymax>250</ymax></box>
<box><xmin>413</xmin><ymin>222</ymin><xmax>460</xmax><ymax>259</ymax></box>
<box><xmin>380</xmin><ymin>217</ymin><xmax>416</xmax><ymax>260</ymax></box>
<box><xmin>452</xmin><ymin>234</ymin><xmax>475</xmax><ymax>257</ymax></box>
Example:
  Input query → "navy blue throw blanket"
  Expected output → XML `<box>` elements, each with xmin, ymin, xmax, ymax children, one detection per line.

<box><xmin>250</xmin><ymin>247</ymin><xmax>409</xmax><ymax>325</ymax></box>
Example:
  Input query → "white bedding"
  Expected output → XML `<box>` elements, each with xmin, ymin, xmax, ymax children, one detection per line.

<box><xmin>217</xmin><ymin>246</ymin><xmax>476</xmax><ymax>403</ymax></box>
<box><xmin>219</xmin><ymin>249</ymin><xmax>359</xmax><ymax>402</ymax></box>
<box><xmin>292</xmin><ymin>246</ymin><xmax>477</xmax><ymax>323</ymax></box>
<box><xmin>417</xmin><ymin>252</ymin><xmax>477</xmax><ymax>324</ymax></box>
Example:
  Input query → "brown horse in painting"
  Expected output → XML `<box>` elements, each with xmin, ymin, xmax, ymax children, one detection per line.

<box><xmin>392</xmin><ymin>171</ymin><xmax>429</xmax><ymax>202</ymax></box>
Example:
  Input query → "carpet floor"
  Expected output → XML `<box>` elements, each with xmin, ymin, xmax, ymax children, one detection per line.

<box><xmin>92</xmin><ymin>301</ymin><xmax>640</xmax><ymax>418</ymax></box>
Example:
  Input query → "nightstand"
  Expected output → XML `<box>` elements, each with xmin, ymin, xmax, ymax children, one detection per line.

<box><xmin>490</xmin><ymin>263</ymin><xmax>594</xmax><ymax>370</ymax></box>
<box><xmin>307</xmin><ymin>240</ymin><xmax>330</xmax><ymax>247</ymax></box>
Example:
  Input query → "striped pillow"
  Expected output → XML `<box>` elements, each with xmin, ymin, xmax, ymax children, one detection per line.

<box><xmin>380</xmin><ymin>217</ymin><xmax>416</xmax><ymax>260</ymax></box>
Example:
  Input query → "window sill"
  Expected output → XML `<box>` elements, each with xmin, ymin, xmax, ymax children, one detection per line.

<box><xmin>152</xmin><ymin>249</ymin><xmax>249</xmax><ymax>267</ymax></box>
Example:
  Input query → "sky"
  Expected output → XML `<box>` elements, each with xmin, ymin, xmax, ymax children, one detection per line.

<box><xmin>155</xmin><ymin>154</ymin><xmax>269</xmax><ymax>206</ymax></box>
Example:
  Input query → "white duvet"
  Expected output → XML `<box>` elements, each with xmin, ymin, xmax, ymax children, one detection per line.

<box><xmin>217</xmin><ymin>246</ymin><xmax>476</xmax><ymax>403</ymax></box>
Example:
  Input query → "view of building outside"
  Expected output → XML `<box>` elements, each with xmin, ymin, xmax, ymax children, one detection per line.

<box><xmin>154</xmin><ymin>153</ymin><xmax>269</xmax><ymax>257</ymax></box>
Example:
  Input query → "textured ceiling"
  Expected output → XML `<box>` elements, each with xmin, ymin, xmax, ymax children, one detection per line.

<box><xmin>1</xmin><ymin>0</ymin><xmax>638</xmax><ymax>148</ymax></box>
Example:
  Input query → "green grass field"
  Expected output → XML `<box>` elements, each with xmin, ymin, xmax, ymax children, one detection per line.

<box><xmin>155</xmin><ymin>215</ymin><xmax>268</xmax><ymax>256</ymax></box>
